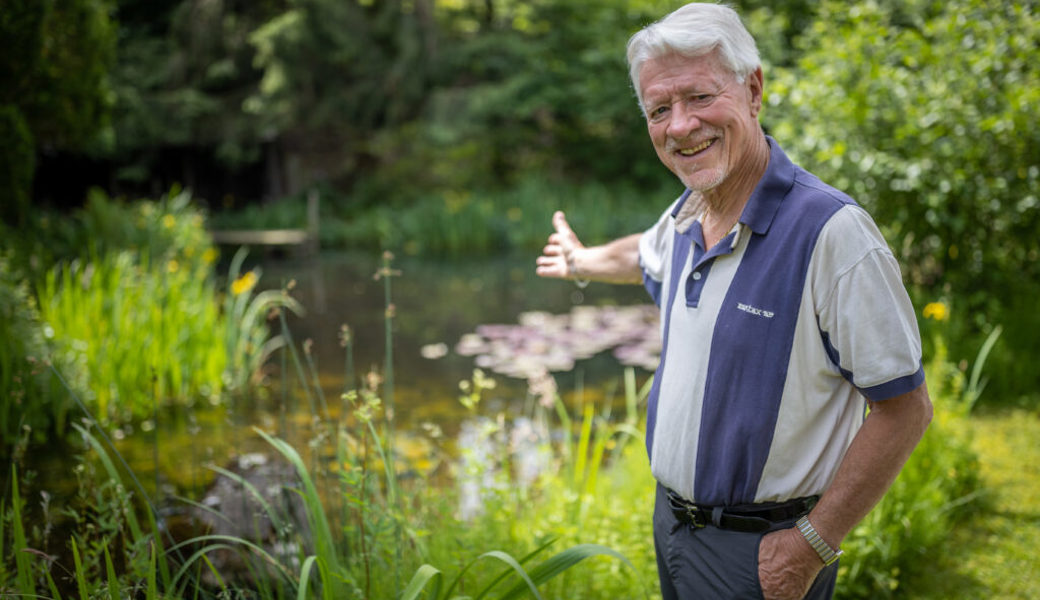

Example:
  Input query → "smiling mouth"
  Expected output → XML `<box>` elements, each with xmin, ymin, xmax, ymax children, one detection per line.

<box><xmin>677</xmin><ymin>139</ymin><xmax>715</xmax><ymax>156</ymax></box>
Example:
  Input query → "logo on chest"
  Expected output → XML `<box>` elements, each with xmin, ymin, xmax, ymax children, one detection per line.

<box><xmin>736</xmin><ymin>302</ymin><xmax>775</xmax><ymax>319</ymax></box>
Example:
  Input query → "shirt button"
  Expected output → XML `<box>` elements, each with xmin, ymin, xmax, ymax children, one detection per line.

<box><xmin>692</xmin><ymin>271</ymin><xmax>702</xmax><ymax>281</ymax></box>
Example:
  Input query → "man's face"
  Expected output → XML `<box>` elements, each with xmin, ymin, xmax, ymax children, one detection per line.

<box><xmin>639</xmin><ymin>51</ymin><xmax>763</xmax><ymax>193</ymax></box>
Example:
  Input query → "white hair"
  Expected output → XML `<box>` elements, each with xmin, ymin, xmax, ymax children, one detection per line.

<box><xmin>627</xmin><ymin>3</ymin><xmax>760</xmax><ymax>113</ymax></box>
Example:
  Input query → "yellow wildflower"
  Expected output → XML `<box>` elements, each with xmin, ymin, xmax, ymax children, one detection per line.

<box><xmin>923</xmin><ymin>302</ymin><xmax>949</xmax><ymax>321</ymax></box>
<box><xmin>231</xmin><ymin>270</ymin><xmax>258</xmax><ymax>296</ymax></box>
<box><xmin>167</xmin><ymin>260</ymin><xmax>180</xmax><ymax>274</ymax></box>
<box><xmin>202</xmin><ymin>247</ymin><xmax>219</xmax><ymax>264</ymax></box>
<box><xmin>162</xmin><ymin>214</ymin><xmax>177</xmax><ymax>229</ymax></box>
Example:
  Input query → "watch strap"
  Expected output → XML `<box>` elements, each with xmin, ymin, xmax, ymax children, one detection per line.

<box><xmin>796</xmin><ymin>515</ymin><xmax>843</xmax><ymax>566</ymax></box>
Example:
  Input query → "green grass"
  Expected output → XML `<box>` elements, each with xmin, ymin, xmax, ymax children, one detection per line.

<box><xmin>902</xmin><ymin>406</ymin><xmax>1040</xmax><ymax>599</ymax></box>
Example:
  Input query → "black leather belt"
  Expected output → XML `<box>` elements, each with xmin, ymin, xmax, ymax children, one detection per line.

<box><xmin>666</xmin><ymin>489</ymin><xmax>819</xmax><ymax>533</ymax></box>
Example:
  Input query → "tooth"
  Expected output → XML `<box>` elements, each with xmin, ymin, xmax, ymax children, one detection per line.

<box><xmin>679</xmin><ymin>140</ymin><xmax>711</xmax><ymax>155</ymax></box>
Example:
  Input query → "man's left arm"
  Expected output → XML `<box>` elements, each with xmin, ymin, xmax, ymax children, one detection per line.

<box><xmin>757</xmin><ymin>382</ymin><xmax>933</xmax><ymax>600</ymax></box>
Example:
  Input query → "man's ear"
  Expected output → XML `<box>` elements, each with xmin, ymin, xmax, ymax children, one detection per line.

<box><xmin>748</xmin><ymin>66</ymin><xmax>764</xmax><ymax>118</ymax></box>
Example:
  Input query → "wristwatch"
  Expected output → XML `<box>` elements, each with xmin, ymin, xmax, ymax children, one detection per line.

<box><xmin>796</xmin><ymin>516</ymin><xmax>843</xmax><ymax>566</ymax></box>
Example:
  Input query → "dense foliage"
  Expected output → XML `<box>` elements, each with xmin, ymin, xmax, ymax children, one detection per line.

<box><xmin>763</xmin><ymin>0</ymin><xmax>1039</xmax><ymax>401</ymax></box>
<box><xmin>0</xmin><ymin>0</ymin><xmax>116</xmax><ymax>224</ymax></box>
<box><xmin>765</xmin><ymin>0</ymin><xmax>1040</xmax><ymax>303</ymax></box>
<box><xmin>0</xmin><ymin>255</ymin><xmax>70</xmax><ymax>442</ymax></box>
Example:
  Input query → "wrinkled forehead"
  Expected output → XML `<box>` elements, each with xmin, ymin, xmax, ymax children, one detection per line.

<box><xmin>638</xmin><ymin>50</ymin><xmax>733</xmax><ymax>97</ymax></box>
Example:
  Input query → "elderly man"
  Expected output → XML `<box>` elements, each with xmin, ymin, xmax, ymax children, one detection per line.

<box><xmin>535</xmin><ymin>3</ymin><xmax>932</xmax><ymax>599</ymax></box>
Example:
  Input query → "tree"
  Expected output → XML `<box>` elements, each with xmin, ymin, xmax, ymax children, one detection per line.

<box><xmin>765</xmin><ymin>0</ymin><xmax>1040</xmax><ymax>301</ymax></box>
<box><xmin>0</xmin><ymin>0</ymin><xmax>116</xmax><ymax>225</ymax></box>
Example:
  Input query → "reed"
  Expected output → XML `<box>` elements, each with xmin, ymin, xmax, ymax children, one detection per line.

<box><xmin>38</xmin><ymin>251</ymin><xmax>225</xmax><ymax>422</ymax></box>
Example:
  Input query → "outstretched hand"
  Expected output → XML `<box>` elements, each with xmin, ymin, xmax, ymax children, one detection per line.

<box><xmin>535</xmin><ymin>211</ymin><xmax>585</xmax><ymax>280</ymax></box>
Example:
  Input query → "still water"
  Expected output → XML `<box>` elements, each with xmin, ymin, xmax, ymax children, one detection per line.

<box><xmin>20</xmin><ymin>251</ymin><xmax>659</xmax><ymax>505</ymax></box>
<box><xmin>258</xmin><ymin>250</ymin><xmax>657</xmax><ymax>433</ymax></box>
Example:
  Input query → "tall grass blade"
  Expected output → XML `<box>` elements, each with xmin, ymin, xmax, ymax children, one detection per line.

<box><xmin>585</xmin><ymin>424</ymin><xmax>610</xmax><ymax>497</ymax></box>
<box><xmin>10</xmin><ymin>469</ymin><xmax>34</xmax><ymax>595</ymax></box>
<box><xmin>364</xmin><ymin>418</ymin><xmax>399</xmax><ymax>507</ymax></box>
<box><xmin>105</xmin><ymin>544</ymin><xmax>120</xmax><ymax>600</ymax></box>
<box><xmin>460</xmin><ymin>536</ymin><xmax>558</xmax><ymax>600</ymax></box>
<box><xmin>297</xmin><ymin>555</ymin><xmax>318</xmax><ymax>600</ymax></box>
<box><xmin>254</xmin><ymin>428</ymin><xmax>345</xmax><ymax>587</ymax></box>
<box><xmin>574</xmin><ymin>403</ymin><xmax>595</xmax><ymax>488</ymax></box>
<box><xmin>146</xmin><ymin>540</ymin><xmax>158</xmax><ymax>600</ymax></box>
<box><xmin>200</xmin><ymin>552</ymin><xmax>228</xmax><ymax>596</ymax></box>
<box><xmin>497</xmin><ymin>544</ymin><xmax>639</xmax><ymax>600</ymax></box>
<box><xmin>624</xmin><ymin>367</ymin><xmax>639</xmax><ymax>424</ymax></box>
<box><xmin>71</xmin><ymin>423</ymin><xmax>144</xmax><ymax>541</ymax></box>
<box><xmin>71</xmin><ymin>537</ymin><xmax>89</xmax><ymax>600</ymax></box>
<box><xmin>277</xmin><ymin>309</ymin><xmax>320</xmax><ymax>420</ymax></box>
<box><xmin>470</xmin><ymin>550</ymin><xmax>543</xmax><ymax>600</ymax></box>
<box><xmin>400</xmin><ymin>564</ymin><xmax>443</xmax><ymax>600</ymax></box>
<box><xmin>966</xmin><ymin>324</ymin><xmax>1002</xmax><ymax>410</ymax></box>
<box><xmin>44</xmin><ymin>564</ymin><xmax>62</xmax><ymax>600</ymax></box>
<box><xmin>167</xmin><ymin>534</ymin><xmax>294</xmax><ymax>590</ymax></box>
<box><xmin>553</xmin><ymin>396</ymin><xmax>573</xmax><ymax>463</ymax></box>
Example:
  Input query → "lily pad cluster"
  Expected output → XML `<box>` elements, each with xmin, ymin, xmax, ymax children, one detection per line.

<box><xmin>451</xmin><ymin>304</ymin><xmax>661</xmax><ymax>380</ymax></box>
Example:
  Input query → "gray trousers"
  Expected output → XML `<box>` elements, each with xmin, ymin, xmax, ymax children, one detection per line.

<box><xmin>653</xmin><ymin>484</ymin><xmax>839</xmax><ymax>600</ymax></box>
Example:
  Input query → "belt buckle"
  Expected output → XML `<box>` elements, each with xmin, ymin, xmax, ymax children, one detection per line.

<box><xmin>685</xmin><ymin>505</ymin><xmax>707</xmax><ymax>528</ymax></box>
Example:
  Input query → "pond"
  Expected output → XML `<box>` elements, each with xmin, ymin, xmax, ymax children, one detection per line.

<box><xmin>17</xmin><ymin>250</ymin><xmax>660</xmax><ymax>506</ymax></box>
<box><xmin>259</xmin><ymin>250</ymin><xmax>659</xmax><ymax>432</ymax></box>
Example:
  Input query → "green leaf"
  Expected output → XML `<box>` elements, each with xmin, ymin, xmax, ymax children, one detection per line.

<box><xmin>401</xmin><ymin>564</ymin><xmax>443</xmax><ymax>600</ymax></box>
<box><xmin>498</xmin><ymin>544</ymin><xmax>637</xmax><ymax>600</ymax></box>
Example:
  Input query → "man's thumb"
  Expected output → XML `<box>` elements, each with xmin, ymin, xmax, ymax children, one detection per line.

<box><xmin>552</xmin><ymin>210</ymin><xmax>572</xmax><ymax>235</ymax></box>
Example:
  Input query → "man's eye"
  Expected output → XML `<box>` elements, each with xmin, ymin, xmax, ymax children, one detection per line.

<box><xmin>649</xmin><ymin>105</ymin><xmax>669</xmax><ymax>118</ymax></box>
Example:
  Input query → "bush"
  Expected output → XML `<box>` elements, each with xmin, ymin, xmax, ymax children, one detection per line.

<box><xmin>767</xmin><ymin>0</ymin><xmax>1039</xmax><ymax>298</ymax></box>
<box><xmin>764</xmin><ymin>0</ymin><xmax>1039</xmax><ymax>403</ymax></box>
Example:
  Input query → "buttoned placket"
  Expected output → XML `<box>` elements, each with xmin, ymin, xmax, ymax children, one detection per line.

<box><xmin>683</xmin><ymin>221</ymin><xmax>741</xmax><ymax>307</ymax></box>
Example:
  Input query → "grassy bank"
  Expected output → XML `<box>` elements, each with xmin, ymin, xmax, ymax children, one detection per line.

<box><xmin>904</xmin><ymin>407</ymin><xmax>1040</xmax><ymax>599</ymax></box>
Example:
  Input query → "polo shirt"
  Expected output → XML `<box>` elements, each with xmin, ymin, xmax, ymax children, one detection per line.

<box><xmin>639</xmin><ymin>137</ymin><xmax>924</xmax><ymax>507</ymax></box>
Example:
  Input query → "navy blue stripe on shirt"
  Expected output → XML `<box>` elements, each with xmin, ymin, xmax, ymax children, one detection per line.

<box><xmin>692</xmin><ymin>184</ymin><xmax>846</xmax><ymax>506</ymax></box>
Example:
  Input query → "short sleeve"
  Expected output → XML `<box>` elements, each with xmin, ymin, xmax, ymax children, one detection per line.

<box><xmin>638</xmin><ymin>207</ymin><xmax>672</xmax><ymax>285</ymax></box>
<box><xmin>813</xmin><ymin>206</ymin><xmax>924</xmax><ymax>400</ymax></box>
<box><xmin>639</xmin><ymin>196</ymin><xmax>686</xmax><ymax>307</ymax></box>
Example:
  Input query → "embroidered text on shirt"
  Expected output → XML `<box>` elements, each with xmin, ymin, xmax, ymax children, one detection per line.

<box><xmin>736</xmin><ymin>302</ymin><xmax>774</xmax><ymax>318</ymax></box>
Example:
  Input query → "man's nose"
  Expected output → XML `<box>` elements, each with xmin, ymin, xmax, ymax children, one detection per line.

<box><xmin>666</xmin><ymin>102</ymin><xmax>701</xmax><ymax>140</ymax></box>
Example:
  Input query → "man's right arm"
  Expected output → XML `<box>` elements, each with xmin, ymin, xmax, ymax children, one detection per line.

<box><xmin>535</xmin><ymin>211</ymin><xmax>643</xmax><ymax>284</ymax></box>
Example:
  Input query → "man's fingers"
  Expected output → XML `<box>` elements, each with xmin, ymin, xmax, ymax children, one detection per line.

<box><xmin>546</xmin><ymin>233</ymin><xmax>567</xmax><ymax>248</ymax></box>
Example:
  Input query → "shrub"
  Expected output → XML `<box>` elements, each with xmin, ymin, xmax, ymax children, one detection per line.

<box><xmin>767</xmin><ymin>0</ymin><xmax>1039</xmax><ymax>297</ymax></box>
<box><xmin>764</xmin><ymin>0</ymin><xmax>1039</xmax><ymax>403</ymax></box>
